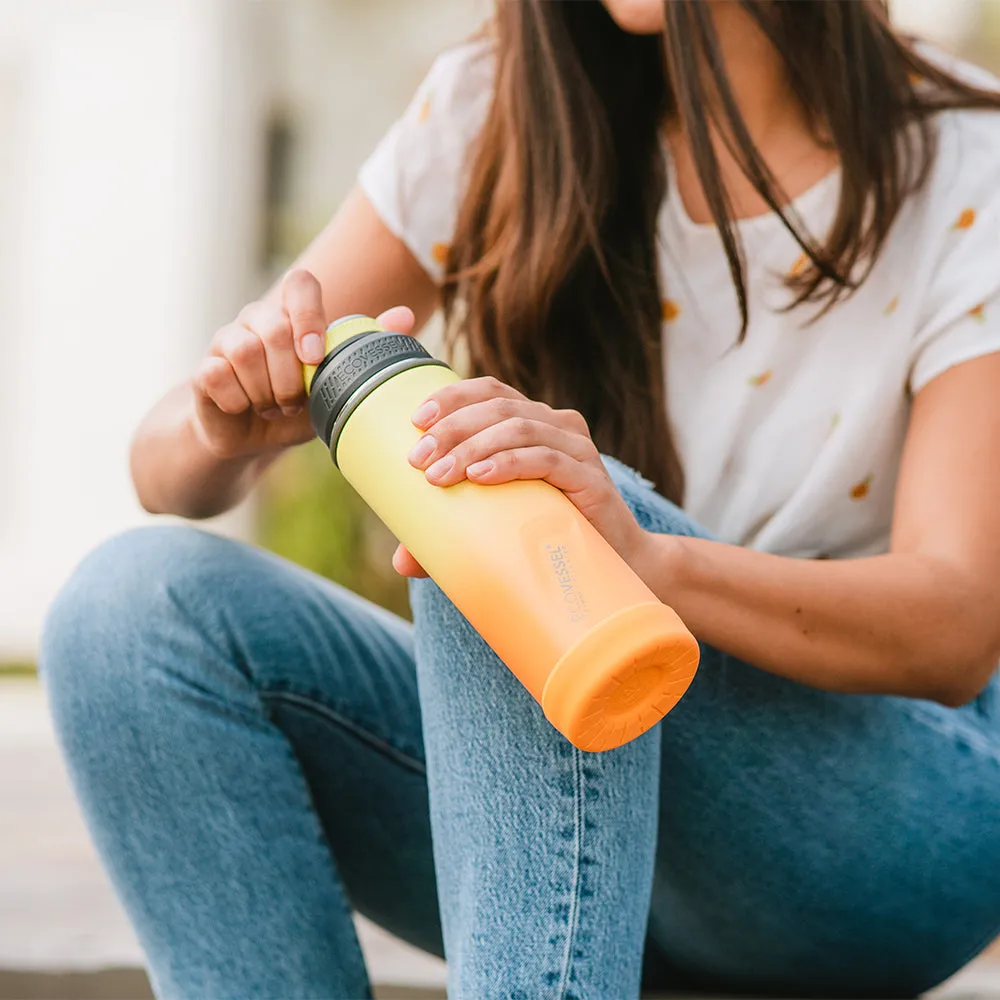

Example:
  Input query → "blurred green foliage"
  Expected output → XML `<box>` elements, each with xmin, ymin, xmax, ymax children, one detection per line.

<box><xmin>0</xmin><ymin>662</ymin><xmax>37</xmax><ymax>677</ymax></box>
<box><xmin>256</xmin><ymin>439</ymin><xmax>411</xmax><ymax>619</ymax></box>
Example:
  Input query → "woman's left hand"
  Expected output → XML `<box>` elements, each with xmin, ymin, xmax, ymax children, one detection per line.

<box><xmin>392</xmin><ymin>376</ymin><xmax>648</xmax><ymax>578</ymax></box>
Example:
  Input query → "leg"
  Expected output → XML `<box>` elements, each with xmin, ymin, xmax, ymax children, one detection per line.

<box><xmin>41</xmin><ymin>526</ymin><xmax>440</xmax><ymax>1000</ymax></box>
<box><xmin>409</xmin><ymin>481</ymin><xmax>663</xmax><ymax>999</ymax></box>
<box><xmin>605</xmin><ymin>459</ymin><xmax>1000</xmax><ymax>999</ymax></box>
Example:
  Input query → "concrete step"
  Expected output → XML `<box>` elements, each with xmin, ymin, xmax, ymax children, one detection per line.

<box><xmin>0</xmin><ymin>969</ymin><xmax>446</xmax><ymax>1000</ymax></box>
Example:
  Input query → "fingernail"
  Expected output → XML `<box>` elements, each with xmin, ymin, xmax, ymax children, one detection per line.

<box><xmin>411</xmin><ymin>400</ymin><xmax>439</xmax><ymax>428</ymax></box>
<box><xmin>467</xmin><ymin>460</ymin><xmax>494</xmax><ymax>478</ymax></box>
<box><xmin>425</xmin><ymin>455</ymin><xmax>455</xmax><ymax>481</ymax></box>
<box><xmin>301</xmin><ymin>333</ymin><xmax>325</xmax><ymax>364</ymax></box>
<box><xmin>407</xmin><ymin>435</ymin><xmax>437</xmax><ymax>467</ymax></box>
<box><xmin>260</xmin><ymin>408</ymin><xmax>280</xmax><ymax>421</ymax></box>
<box><xmin>281</xmin><ymin>404</ymin><xmax>303</xmax><ymax>417</ymax></box>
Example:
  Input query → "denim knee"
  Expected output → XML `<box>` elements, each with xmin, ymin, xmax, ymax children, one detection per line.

<box><xmin>600</xmin><ymin>454</ymin><xmax>707</xmax><ymax>539</ymax></box>
<box><xmin>40</xmin><ymin>525</ymin><xmax>239</xmax><ymax>717</ymax></box>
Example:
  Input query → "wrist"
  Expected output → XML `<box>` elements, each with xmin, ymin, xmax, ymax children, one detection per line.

<box><xmin>178</xmin><ymin>413</ymin><xmax>276</xmax><ymax>512</ymax></box>
<box><xmin>628</xmin><ymin>529</ymin><xmax>689</xmax><ymax>601</ymax></box>
<box><xmin>186</xmin><ymin>410</ymin><xmax>259</xmax><ymax>466</ymax></box>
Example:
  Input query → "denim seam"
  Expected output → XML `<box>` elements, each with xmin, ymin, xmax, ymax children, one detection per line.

<box><xmin>556</xmin><ymin>747</ymin><xmax>584</xmax><ymax>999</ymax></box>
<box><xmin>261</xmin><ymin>689</ymin><xmax>427</xmax><ymax>776</ymax></box>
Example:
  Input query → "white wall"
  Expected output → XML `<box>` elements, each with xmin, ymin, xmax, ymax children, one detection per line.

<box><xmin>0</xmin><ymin>0</ymin><xmax>266</xmax><ymax>658</ymax></box>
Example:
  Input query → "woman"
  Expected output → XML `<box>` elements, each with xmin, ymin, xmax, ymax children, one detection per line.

<box><xmin>41</xmin><ymin>1</ymin><xmax>1000</xmax><ymax>997</ymax></box>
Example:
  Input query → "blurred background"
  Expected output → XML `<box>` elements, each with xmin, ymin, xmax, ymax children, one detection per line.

<box><xmin>0</xmin><ymin>1</ymin><xmax>998</xmax><ymax>998</ymax></box>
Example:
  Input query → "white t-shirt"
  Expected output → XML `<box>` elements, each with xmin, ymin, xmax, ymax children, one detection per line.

<box><xmin>359</xmin><ymin>40</ymin><xmax>1000</xmax><ymax>559</ymax></box>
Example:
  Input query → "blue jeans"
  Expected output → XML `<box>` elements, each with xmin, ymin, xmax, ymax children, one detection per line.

<box><xmin>41</xmin><ymin>458</ymin><xmax>1000</xmax><ymax>1000</ymax></box>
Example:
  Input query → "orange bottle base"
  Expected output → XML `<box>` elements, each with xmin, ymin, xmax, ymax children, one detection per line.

<box><xmin>541</xmin><ymin>602</ymin><xmax>700</xmax><ymax>752</ymax></box>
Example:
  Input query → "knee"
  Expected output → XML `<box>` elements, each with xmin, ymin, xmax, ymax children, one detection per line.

<box><xmin>408</xmin><ymin>576</ymin><xmax>483</xmax><ymax>652</ymax></box>
<box><xmin>40</xmin><ymin>525</ymin><xmax>241</xmax><ymax>724</ymax></box>
<box><xmin>43</xmin><ymin>525</ymin><xmax>233</xmax><ymax>652</ymax></box>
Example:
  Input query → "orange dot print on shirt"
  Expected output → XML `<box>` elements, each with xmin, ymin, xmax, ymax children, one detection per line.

<box><xmin>953</xmin><ymin>208</ymin><xmax>976</xmax><ymax>230</ymax></box>
<box><xmin>788</xmin><ymin>252</ymin><xmax>809</xmax><ymax>278</ymax></box>
<box><xmin>661</xmin><ymin>299</ymin><xmax>680</xmax><ymax>322</ymax></box>
<box><xmin>969</xmin><ymin>303</ymin><xmax>986</xmax><ymax>322</ymax></box>
<box><xmin>431</xmin><ymin>242</ymin><xmax>450</xmax><ymax>266</ymax></box>
<box><xmin>884</xmin><ymin>296</ymin><xmax>899</xmax><ymax>316</ymax></box>
<box><xmin>747</xmin><ymin>369</ymin><xmax>773</xmax><ymax>388</ymax></box>
<box><xmin>850</xmin><ymin>475</ymin><xmax>873</xmax><ymax>501</ymax></box>
<box><xmin>418</xmin><ymin>95</ymin><xmax>432</xmax><ymax>124</ymax></box>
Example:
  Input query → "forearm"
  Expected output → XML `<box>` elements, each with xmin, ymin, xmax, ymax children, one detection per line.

<box><xmin>130</xmin><ymin>383</ymin><xmax>275</xmax><ymax>519</ymax></box>
<box><xmin>641</xmin><ymin>534</ymin><xmax>999</xmax><ymax>705</ymax></box>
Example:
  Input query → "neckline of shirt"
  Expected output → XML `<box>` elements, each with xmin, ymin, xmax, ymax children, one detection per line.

<box><xmin>662</xmin><ymin>149</ymin><xmax>843</xmax><ymax>243</ymax></box>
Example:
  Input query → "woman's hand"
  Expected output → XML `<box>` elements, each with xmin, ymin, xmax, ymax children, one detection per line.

<box><xmin>191</xmin><ymin>267</ymin><xmax>415</xmax><ymax>460</ymax></box>
<box><xmin>392</xmin><ymin>376</ymin><xmax>648</xmax><ymax>578</ymax></box>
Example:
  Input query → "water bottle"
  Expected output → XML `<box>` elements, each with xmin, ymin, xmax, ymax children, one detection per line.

<box><xmin>303</xmin><ymin>315</ymin><xmax>699</xmax><ymax>751</ymax></box>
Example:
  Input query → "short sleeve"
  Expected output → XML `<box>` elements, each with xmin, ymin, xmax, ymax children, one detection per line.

<box><xmin>909</xmin><ymin>110</ymin><xmax>1000</xmax><ymax>393</ymax></box>
<box><xmin>358</xmin><ymin>40</ymin><xmax>494</xmax><ymax>283</ymax></box>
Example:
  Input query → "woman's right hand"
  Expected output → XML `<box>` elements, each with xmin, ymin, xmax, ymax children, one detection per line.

<box><xmin>191</xmin><ymin>268</ymin><xmax>329</xmax><ymax>460</ymax></box>
<box><xmin>191</xmin><ymin>268</ymin><xmax>419</xmax><ymax>460</ymax></box>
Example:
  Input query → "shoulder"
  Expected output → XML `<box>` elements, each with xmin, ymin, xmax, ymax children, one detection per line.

<box><xmin>412</xmin><ymin>37</ymin><xmax>496</xmax><ymax>147</ymax></box>
<box><xmin>357</xmin><ymin>37</ymin><xmax>496</xmax><ymax>282</ymax></box>
<box><xmin>916</xmin><ymin>51</ymin><xmax>1000</xmax><ymax>213</ymax></box>
<box><xmin>425</xmin><ymin>36</ymin><xmax>496</xmax><ymax>101</ymax></box>
<box><xmin>897</xmin><ymin>54</ymin><xmax>1000</xmax><ymax>392</ymax></box>
<box><xmin>889</xmin><ymin>54</ymin><xmax>1000</xmax><ymax>292</ymax></box>
<box><xmin>930</xmin><ymin>108</ymin><xmax>1000</xmax><ymax>204</ymax></box>
<box><xmin>915</xmin><ymin>42</ymin><xmax>999</xmax><ymax>90</ymax></box>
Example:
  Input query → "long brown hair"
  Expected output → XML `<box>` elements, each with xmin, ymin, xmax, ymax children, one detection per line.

<box><xmin>442</xmin><ymin>0</ymin><xmax>1000</xmax><ymax>503</ymax></box>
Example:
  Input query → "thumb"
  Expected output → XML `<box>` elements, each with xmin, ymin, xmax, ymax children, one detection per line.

<box><xmin>392</xmin><ymin>543</ymin><xmax>428</xmax><ymax>578</ymax></box>
<box><xmin>375</xmin><ymin>305</ymin><xmax>416</xmax><ymax>336</ymax></box>
<box><xmin>282</xmin><ymin>269</ymin><xmax>328</xmax><ymax>365</ymax></box>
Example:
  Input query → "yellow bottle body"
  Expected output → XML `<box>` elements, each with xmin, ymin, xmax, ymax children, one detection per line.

<box><xmin>334</xmin><ymin>362</ymin><xmax>700</xmax><ymax>751</ymax></box>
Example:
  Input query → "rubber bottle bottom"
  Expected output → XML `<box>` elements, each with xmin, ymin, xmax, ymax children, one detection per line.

<box><xmin>541</xmin><ymin>602</ymin><xmax>700</xmax><ymax>752</ymax></box>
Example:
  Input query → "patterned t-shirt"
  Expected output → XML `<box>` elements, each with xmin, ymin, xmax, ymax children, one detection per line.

<box><xmin>358</xmin><ymin>40</ymin><xmax>1000</xmax><ymax>558</ymax></box>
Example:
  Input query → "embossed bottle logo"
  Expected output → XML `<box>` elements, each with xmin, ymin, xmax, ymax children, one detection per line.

<box><xmin>545</xmin><ymin>544</ymin><xmax>589</xmax><ymax>623</ymax></box>
<box><xmin>320</xmin><ymin>335</ymin><xmax>420</xmax><ymax>406</ymax></box>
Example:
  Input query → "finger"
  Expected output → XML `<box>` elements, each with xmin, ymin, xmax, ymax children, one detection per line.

<box><xmin>463</xmin><ymin>446</ymin><xmax>596</xmax><ymax>495</ymax></box>
<box><xmin>552</xmin><ymin>408</ymin><xmax>591</xmax><ymax>435</ymax></box>
<box><xmin>214</xmin><ymin>324</ymin><xmax>277</xmax><ymax>414</ymax></box>
<box><xmin>281</xmin><ymin>269</ymin><xmax>327</xmax><ymax>365</ymax></box>
<box><xmin>411</xmin><ymin>375</ymin><xmax>526</xmax><ymax>430</ymax></box>
<box><xmin>407</xmin><ymin>398</ymin><xmax>567</xmax><ymax>470</ymax></box>
<box><xmin>423</xmin><ymin>418</ymin><xmax>597</xmax><ymax>486</ymax></box>
<box><xmin>392</xmin><ymin>543</ymin><xmax>429</xmax><ymax>578</ymax></box>
<box><xmin>193</xmin><ymin>357</ymin><xmax>251</xmax><ymax>415</ymax></box>
<box><xmin>239</xmin><ymin>301</ymin><xmax>302</xmax><ymax>415</ymax></box>
<box><xmin>375</xmin><ymin>305</ymin><xmax>415</xmax><ymax>335</ymax></box>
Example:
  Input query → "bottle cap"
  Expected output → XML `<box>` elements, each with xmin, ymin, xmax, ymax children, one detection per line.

<box><xmin>304</xmin><ymin>314</ymin><xmax>446</xmax><ymax>461</ymax></box>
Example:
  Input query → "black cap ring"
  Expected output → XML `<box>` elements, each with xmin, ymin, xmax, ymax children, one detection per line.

<box><xmin>308</xmin><ymin>330</ymin><xmax>445</xmax><ymax>463</ymax></box>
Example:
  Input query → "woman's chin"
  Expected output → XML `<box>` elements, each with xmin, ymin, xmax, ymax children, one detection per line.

<box><xmin>600</xmin><ymin>0</ymin><xmax>666</xmax><ymax>35</ymax></box>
